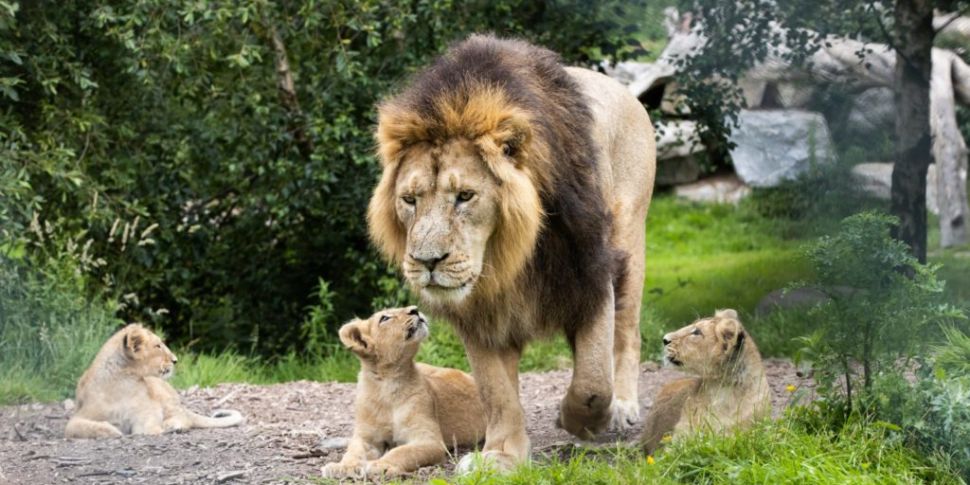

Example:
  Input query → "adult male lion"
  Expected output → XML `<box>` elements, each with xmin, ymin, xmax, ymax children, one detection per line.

<box><xmin>368</xmin><ymin>34</ymin><xmax>655</xmax><ymax>470</ymax></box>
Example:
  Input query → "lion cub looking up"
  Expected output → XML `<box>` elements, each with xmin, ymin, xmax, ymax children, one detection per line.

<box><xmin>639</xmin><ymin>309</ymin><xmax>770</xmax><ymax>453</ymax></box>
<box><xmin>65</xmin><ymin>324</ymin><xmax>244</xmax><ymax>439</ymax></box>
<box><xmin>322</xmin><ymin>306</ymin><xmax>486</xmax><ymax>479</ymax></box>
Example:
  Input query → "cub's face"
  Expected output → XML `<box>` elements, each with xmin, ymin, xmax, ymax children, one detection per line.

<box><xmin>662</xmin><ymin>309</ymin><xmax>745</xmax><ymax>377</ymax></box>
<box><xmin>393</xmin><ymin>139</ymin><xmax>501</xmax><ymax>305</ymax></box>
<box><xmin>122</xmin><ymin>324</ymin><xmax>178</xmax><ymax>379</ymax></box>
<box><xmin>338</xmin><ymin>306</ymin><xmax>430</xmax><ymax>365</ymax></box>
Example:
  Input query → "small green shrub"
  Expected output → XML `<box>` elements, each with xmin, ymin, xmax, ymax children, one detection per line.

<box><xmin>795</xmin><ymin>211</ymin><xmax>961</xmax><ymax>411</ymax></box>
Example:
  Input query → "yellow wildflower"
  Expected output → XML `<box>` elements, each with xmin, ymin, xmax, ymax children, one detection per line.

<box><xmin>660</xmin><ymin>434</ymin><xmax>673</xmax><ymax>444</ymax></box>
<box><xmin>647</xmin><ymin>455</ymin><xmax>655</xmax><ymax>465</ymax></box>
<box><xmin>786</xmin><ymin>384</ymin><xmax>797</xmax><ymax>393</ymax></box>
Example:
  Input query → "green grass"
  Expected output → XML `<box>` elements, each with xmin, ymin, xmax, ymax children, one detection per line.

<box><xmin>320</xmin><ymin>415</ymin><xmax>956</xmax><ymax>484</ymax></box>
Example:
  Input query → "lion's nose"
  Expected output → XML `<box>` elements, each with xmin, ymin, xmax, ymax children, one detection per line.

<box><xmin>172</xmin><ymin>356</ymin><xmax>178</xmax><ymax>364</ymax></box>
<box><xmin>662</xmin><ymin>336</ymin><xmax>672</xmax><ymax>346</ymax></box>
<box><xmin>408</xmin><ymin>307</ymin><xmax>420</xmax><ymax>316</ymax></box>
<box><xmin>412</xmin><ymin>253</ymin><xmax>449</xmax><ymax>271</ymax></box>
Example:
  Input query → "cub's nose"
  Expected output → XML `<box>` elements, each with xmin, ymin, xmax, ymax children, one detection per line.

<box><xmin>172</xmin><ymin>356</ymin><xmax>178</xmax><ymax>364</ymax></box>
<box><xmin>408</xmin><ymin>307</ymin><xmax>420</xmax><ymax>316</ymax></box>
<box><xmin>662</xmin><ymin>336</ymin><xmax>672</xmax><ymax>346</ymax></box>
<box><xmin>411</xmin><ymin>253</ymin><xmax>449</xmax><ymax>271</ymax></box>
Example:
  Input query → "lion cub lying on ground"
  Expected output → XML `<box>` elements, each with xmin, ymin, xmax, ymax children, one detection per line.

<box><xmin>65</xmin><ymin>324</ymin><xmax>244</xmax><ymax>439</ymax></box>
<box><xmin>640</xmin><ymin>309</ymin><xmax>770</xmax><ymax>453</ymax></box>
<box><xmin>322</xmin><ymin>306</ymin><xmax>486</xmax><ymax>479</ymax></box>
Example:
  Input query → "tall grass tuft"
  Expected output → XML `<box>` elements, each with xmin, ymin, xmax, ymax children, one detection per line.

<box><xmin>0</xmin><ymin>255</ymin><xmax>120</xmax><ymax>404</ymax></box>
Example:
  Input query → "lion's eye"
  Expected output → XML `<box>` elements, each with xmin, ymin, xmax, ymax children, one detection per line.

<box><xmin>691</xmin><ymin>328</ymin><xmax>702</xmax><ymax>336</ymax></box>
<box><xmin>379</xmin><ymin>315</ymin><xmax>390</xmax><ymax>324</ymax></box>
<box><xmin>401</xmin><ymin>195</ymin><xmax>416</xmax><ymax>205</ymax></box>
<box><xmin>155</xmin><ymin>343</ymin><xmax>162</xmax><ymax>348</ymax></box>
<box><xmin>502</xmin><ymin>144</ymin><xmax>516</xmax><ymax>157</ymax></box>
<box><xmin>456</xmin><ymin>190</ymin><xmax>475</xmax><ymax>203</ymax></box>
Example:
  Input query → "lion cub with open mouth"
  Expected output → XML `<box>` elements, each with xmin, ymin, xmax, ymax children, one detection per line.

<box><xmin>640</xmin><ymin>309</ymin><xmax>771</xmax><ymax>453</ymax></box>
<box><xmin>322</xmin><ymin>306</ymin><xmax>486</xmax><ymax>479</ymax></box>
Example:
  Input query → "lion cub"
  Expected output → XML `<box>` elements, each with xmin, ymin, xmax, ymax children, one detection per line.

<box><xmin>65</xmin><ymin>324</ymin><xmax>244</xmax><ymax>439</ymax></box>
<box><xmin>640</xmin><ymin>309</ymin><xmax>770</xmax><ymax>453</ymax></box>
<box><xmin>322</xmin><ymin>306</ymin><xmax>486</xmax><ymax>478</ymax></box>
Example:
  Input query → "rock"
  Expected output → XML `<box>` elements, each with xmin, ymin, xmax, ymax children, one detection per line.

<box><xmin>319</xmin><ymin>437</ymin><xmax>350</xmax><ymax>450</ymax></box>
<box><xmin>656</xmin><ymin>120</ymin><xmax>705</xmax><ymax>186</ymax></box>
<box><xmin>850</xmin><ymin>162</ymin><xmax>940</xmax><ymax>215</ymax></box>
<box><xmin>62</xmin><ymin>399</ymin><xmax>75</xmax><ymax>412</ymax></box>
<box><xmin>657</xmin><ymin>156</ymin><xmax>702</xmax><ymax>186</ymax></box>
<box><xmin>847</xmin><ymin>87</ymin><xmax>895</xmax><ymax>133</ymax></box>
<box><xmin>755</xmin><ymin>287</ymin><xmax>832</xmax><ymax>317</ymax></box>
<box><xmin>674</xmin><ymin>173</ymin><xmax>751</xmax><ymax>204</ymax></box>
<box><xmin>729</xmin><ymin>110</ymin><xmax>835</xmax><ymax>187</ymax></box>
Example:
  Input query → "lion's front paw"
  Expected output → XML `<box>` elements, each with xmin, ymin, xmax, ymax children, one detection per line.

<box><xmin>362</xmin><ymin>461</ymin><xmax>407</xmax><ymax>478</ymax></box>
<box><xmin>321</xmin><ymin>462</ymin><xmax>362</xmax><ymax>479</ymax></box>
<box><xmin>557</xmin><ymin>390</ymin><xmax>612</xmax><ymax>440</ymax></box>
<box><xmin>608</xmin><ymin>398</ymin><xmax>640</xmax><ymax>431</ymax></box>
<box><xmin>455</xmin><ymin>450</ymin><xmax>519</xmax><ymax>475</ymax></box>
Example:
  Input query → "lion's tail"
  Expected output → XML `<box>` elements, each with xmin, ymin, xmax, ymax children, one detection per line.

<box><xmin>189</xmin><ymin>409</ymin><xmax>245</xmax><ymax>428</ymax></box>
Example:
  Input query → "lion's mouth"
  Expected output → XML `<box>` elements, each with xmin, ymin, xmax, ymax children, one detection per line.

<box><xmin>666</xmin><ymin>356</ymin><xmax>683</xmax><ymax>367</ymax></box>
<box><xmin>405</xmin><ymin>316</ymin><xmax>428</xmax><ymax>340</ymax></box>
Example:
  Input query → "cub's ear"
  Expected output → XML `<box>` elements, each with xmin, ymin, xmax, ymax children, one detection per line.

<box><xmin>338</xmin><ymin>319</ymin><xmax>373</xmax><ymax>357</ymax></box>
<box><xmin>123</xmin><ymin>325</ymin><xmax>146</xmax><ymax>358</ymax></box>
<box><xmin>714</xmin><ymin>311</ymin><xmax>745</xmax><ymax>346</ymax></box>
<box><xmin>715</xmin><ymin>308</ymin><xmax>739</xmax><ymax>320</ymax></box>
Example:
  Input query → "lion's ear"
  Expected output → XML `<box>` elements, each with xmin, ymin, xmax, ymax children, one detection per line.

<box><xmin>714</xmin><ymin>310</ymin><xmax>744</xmax><ymax>345</ymax></box>
<box><xmin>492</xmin><ymin>109</ymin><xmax>533</xmax><ymax>164</ymax></box>
<box><xmin>123</xmin><ymin>325</ymin><xmax>146</xmax><ymax>358</ymax></box>
<box><xmin>715</xmin><ymin>308</ymin><xmax>738</xmax><ymax>320</ymax></box>
<box><xmin>338</xmin><ymin>319</ymin><xmax>373</xmax><ymax>357</ymax></box>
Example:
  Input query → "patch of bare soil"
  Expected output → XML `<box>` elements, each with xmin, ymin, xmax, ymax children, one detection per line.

<box><xmin>0</xmin><ymin>359</ymin><xmax>812</xmax><ymax>484</ymax></box>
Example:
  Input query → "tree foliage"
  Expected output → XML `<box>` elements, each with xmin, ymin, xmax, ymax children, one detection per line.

<box><xmin>0</xmin><ymin>0</ymin><xmax>647</xmax><ymax>354</ymax></box>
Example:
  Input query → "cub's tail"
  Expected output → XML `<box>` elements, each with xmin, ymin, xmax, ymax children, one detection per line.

<box><xmin>190</xmin><ymin>409</ymin><xmax>245</xmax><ymax>428</ymax></box>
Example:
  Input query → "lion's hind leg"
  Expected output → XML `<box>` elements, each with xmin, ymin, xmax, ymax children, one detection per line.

<box><xmin>65</xmin><ymin>416</ymin><xmax>123</xmax><ymax>439</ymax></box>
<box><xmin>610</xmin><ymin>216</ymin><xmax>647</xmax><ymax>431</ymax></box>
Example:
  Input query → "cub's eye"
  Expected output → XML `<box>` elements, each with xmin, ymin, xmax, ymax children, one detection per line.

<box><xmin>379</xmin><ymin>314</ymin><xmax>390</xmax><ymax>324</ymax></box>
<box><xmin>502</xmin><ymin>144</ymin><xmax>516</xmax><ymax>157</ymax></box>
<box><xmin>691</xmin><ymin>328</ymin><xmax>702</xmax><ymax>336</ymax></box>
<box><xmin>401</xmin><ymin>195</ymin><xmax>416</xmax><ymax>205</ymax></box>
<box><xmin>456</xmin><ymin>190</ymin><xmax>475</xmax><ymax>203</ymax></box>
<box><xmin>155</xmin><ymin>344</ymin><xmax>162</xmax><ymax>348</ymax></box>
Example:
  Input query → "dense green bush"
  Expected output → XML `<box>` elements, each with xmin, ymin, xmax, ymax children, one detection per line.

<box><xmin>0</xmin><ymin>0</ymin><xmax>648</xmax><ymax>355</ymax></box>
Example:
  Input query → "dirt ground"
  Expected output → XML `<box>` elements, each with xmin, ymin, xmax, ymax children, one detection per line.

<box><xmin>0</xmin><ymin>359</ymin><xmax>812</xmax><ymax>484</ymax></box>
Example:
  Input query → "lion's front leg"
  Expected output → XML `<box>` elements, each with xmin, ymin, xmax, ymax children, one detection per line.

<box><xmin>559</xmin><ymin>285</ymin><xmax>615</xmax><ymax>440</ymax></box>
<box><xmin>456</xmin><ymin>343</ymin><xmax>528</xmax><ymax>474</ymax></box>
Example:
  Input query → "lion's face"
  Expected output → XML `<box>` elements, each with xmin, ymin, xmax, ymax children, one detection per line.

<box><xmin>369</xmin><ymin>86</ymin><xmax>547</xmax><ymax>307</ymax></box>
<box><xmin>662</xmin><ymin>309</ymin><xmax>745</xmax><ymax>377</ymax></box>
<box><xmin>122</xmin><ymin>324</ymin><xmax>178</xmax><ymax>379</ymax></box>
<box><xmin>393</xmin><ymin>139</ymin><xmax>502</xmax><ymax>304</ymax></box>
<box><xmin>338</xmin><ymin>306</ymin><xmax>430</xmax><ymax>365</ymax></box>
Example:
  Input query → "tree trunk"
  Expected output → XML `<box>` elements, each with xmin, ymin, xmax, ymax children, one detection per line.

<box><xmin>269</xmin><ymin>27</ymin><xmax>314</xmax><ymax>161</ymax></box>
<box><xmin>931</xmin><ymin>50</ymin><xmax>970</xmax><ymax>248</ymax></box>
<box><xmin>891</xmin><ymin>0</ymin><xmax>935</xmax><ymax>263</ymax></box>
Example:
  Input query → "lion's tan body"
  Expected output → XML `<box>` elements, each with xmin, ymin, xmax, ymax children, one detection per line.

<box><xmin>65</xmin><ymin>324</ymin><xmax>244</xmax><ymax>439</ymax></box>
<box><xmin>323</xmin><ymin>307</ymin><xmax>486</xmax><ymax>479</ymax></box>
<box><xmin>369</xmin><ymin>35</ymin><xmax>655</xmax><ymax>470</ymax></box>
<box><xmin>640</xmin><ymin>310</ymin><xmax>771</xmax><ymax>453</ymax></box>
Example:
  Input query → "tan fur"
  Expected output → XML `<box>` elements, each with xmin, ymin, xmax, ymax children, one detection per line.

<box><xmin>640</xmin><ymin>310</ymin><xmax>771</xmax><ymax>454</ymax></box>
<box><xmin>368</xmin><ymin>36</ymin><xmax>656</xmax><ymax>471</ymax></box>
<box><xmin>65</xmin><ymin>324</ymin><xmax>244</xmax><ymax>439</ymax></box>
<box><xmin>322</xmin><ymin>307</ymin><xmax>486</xmax><ymax>479</ymax></box>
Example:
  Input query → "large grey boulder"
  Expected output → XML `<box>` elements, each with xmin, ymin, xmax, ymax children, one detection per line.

<box><xmin>850</xmin><ymin>162</ymin><xmax>940</xmax><ymax>215</ymax></box>
<box><xmin>656</xmin><ymin>120</ymin><xmax>704</xmax><ymax>186</ymax></box>
<box><xmin>729</xmin><ymin>110</ymin><xmax>835</xmax><ymax>187</ymax></box>
<box><xmin>847</xmin><ymin>87</ymin><xmax>895</xmax><ymax>134</ymax></box>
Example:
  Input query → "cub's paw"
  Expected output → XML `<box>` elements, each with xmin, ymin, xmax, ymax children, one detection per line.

<box><xmin>321</xmin><ymin>462</ymin><xmax>362</xmax><ymax>479</ymax></box>
<box><xmin>455</xmin><ymin>450</ymin><xmax>519</xmax><ymax>475</ymax></box>
<box><xmin>362</xmin><ymin>461</ymin><xmax>407</xmax><ymax>478</ymax></box>
<box><xmin>608</xmin><ymin>398</ymin><xmax>641</xmax><ymax>431</ymax></box>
